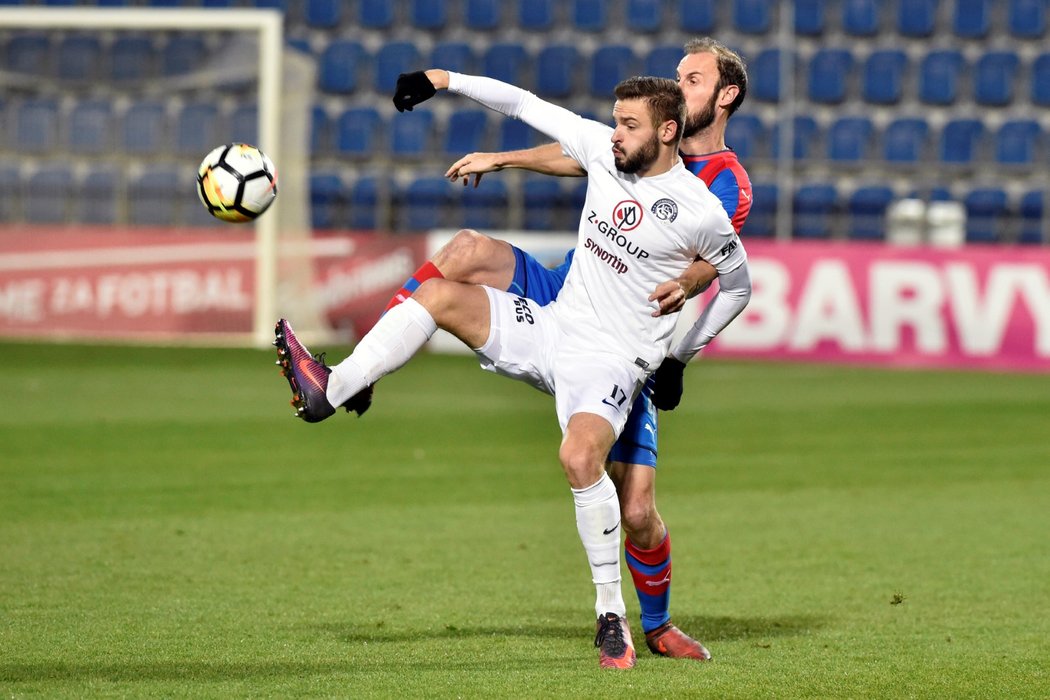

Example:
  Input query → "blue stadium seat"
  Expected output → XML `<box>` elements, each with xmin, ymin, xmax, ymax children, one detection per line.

<box><xmin>311</xmin><ymin>105</ymin><xmax>330</xmax><ymax>154</ymax></box>
<box><xmin>76</xmin><ymin>168</ymin><xmax>119</xmax><ymax>225</ymax></box>
<box><xmin>1019</xmin><ymin>190</ymin><xmax>1045</xmax><ymax>244</ymax></box>
<box><xmin>110</xmin><ymin>36</ymin><xmax>153</xmax><ymax>81</ymax></box>
<box><xmin>389</xmin><ymin>110</ymin><xmax>435</xmax><ymax>158</ymax></box>
<box><xmin>335</xmin><ymin>107</ymin><xmax>382</xmax><ymax>158</ymax></box>
<box><xmin>483</xmin><ymin>43</ymin><xmax>529</xmax><ymax>85</ymax></box>
<box><xmin>518</xmin><ymin>0</ymin><xmax>554</xmax><ymax>30</ymax></box>
<box><xmin>229</xmin><ymin>104</ymin><xmax>258</xmax><ymax>145</ymax></box>
<box><xmin>68</xmin><ymin>99</ymin><xmax>113</xmax><ymax>154</ymax></box>
<box><xmin>626</xmin><ymin>0</ymin><xmax>663</xmax><ymax>32</ymax></box>
<box><xmin>175</xmin><ymin>101</ymin><xmax>222</xmax><ymax>156</ymax></box>
<box><xmin>590</xmin><ymin>45</ymin><xmax>637</xmax><ymax>97</ymax></box>
<box><xmin>725</xmin><ymin>114</ymin><xmax>766</xmax><ymax>160</ymax></box>
<box><xmin>318</xmin><ymin>40</ymin><xmax>366</xmax><ymax>94</ymax></box>
<box><xmin>793</xmin><ymin>183</ymin><xmax>838</xmax><ymax>238</ymax></box>
<box><xmin>431</xmin><ymin>42</ymin><xmax>475</xmax><ymax>75</ymax></box>
<box><xmin>374</xmin><ymin>41</ymin><xmax>422</xmax><ymax>93</ymax></box>
<box><xmin>974</xmin><ymin>51</ymin><xmax>1020</xmax><ymax>106</ymax></box>
<box><xmin>954</xmin><ymin>0</ymin><xmax>991</xmax><ymax>37</ymax></box>
<box><xmin>744</xmin><ymin>183</ymin><xmax>778</xmax><ymax>237</ymax></box>
<box><xmin>795</xmin><ymin>0</ymin><xmax>825</xmax><ymax>35</ymax></box>
<box><xmin>771</xmin><ymin>115</ymin><xmax>821</xmax><ymax>160</ymax></box>
<box><xmin>808</xmin><ymin>48</ymin><xmax>854</xmax><ymax>104</ymax></box>
<box><xmin>411</xmin><ymin>0</ymin><xmax>447</xmax><ymax>29</ymax></box>
<box><xmin>536</xmin><ymin>45</ymin><xmax>579</xmax><ymax>98</ymax></box>
<box><xmin>309</xmin><ymin>171</ymin><xmax>346</xmax><ymax>230</ymax></box>
<box><xmin>350</xmin><ymin>176</ymin><xmax>387</xmax><ymax>230</ymax></box>
<box><xmin>680</xmin><ymin>0</ymin><xmax>716</xmax><ymax>31</ymax></box>
<box><xmin>734</xmin><ymin>0</ymin><xmax>773</xmax><ymax>33</ymax></box>
<box><xmin>862</xmin><ymin>49</ymin><xmax>907</xmax><ymax>104</ymax></box>
<box><xmin>466</xmin><ymin>0</ymin><xmax>502</xmax><ymax>30</ymax></box>
<box><xmin>161</xmin><ymin>35</ymin><xmax>204</xmax><ymax>76</ymax></box>
<box><xmin>940</xmin><ymin>119</ymin><xmax>986</xmax><ymax>163</ymax></box>
<box><xmin>444</xmin><ymin>110</ymin><xmax>489</xmax><ymax>155</ymax></box>
<box><xmin>14</xmin><ymin>99</ymin><xmax>59</xmax><ymax>153</ymax></box>
<box><xmin>1009</xmin><ymin>0</ymin><xmax>1048</xmax><ymax>38</ymax></box>
<box><xmin>847</xmin><ymin>185</ymin><xmax>894</xmax><ymax>240</ymax></box>
<box><xmin>919</xmin><ymin>50</ymin><xmax>964</xmax><ymax>105</ymax></box>
<box><xmin>461</xmin><ymin>179</ymin><xmax>508</xmax><ymax>229</ymax></box>
<box><xmin>1034</xmin><ymin>53</ymin><xmax>1050</xmax><ymax>105</ymax></box>
<box><xmin>304</xmin><ymin>0</ymin><xmax>341</xmax><ymax>29</ymax></box>
<box><xmin>0</xmin><ymin>165</ymin><xmax>19</xmax><ymax>223</ymax></box>
<box><xmin>128</xmin><ymin>166</ymin><xmax>179</xmax><ymax>226</ymax></box>
<box><xmin>25</xmin><ymin>167</ymin><xmax>72</xmax><ymax>224</ymax></box>
<box><xmin>359</xmin><ymin>0</ymin><xmax>393</xmax><ymax>28</ymax></box>
<box><xmin>995</xmin><ymin>119</ymin><xmax>1041</xmax><ymax>165</ymax></box>
<box><xmin>751</xmin><ymin>49</ymin><xmax>785</xmax><ymax>102</ymax></box>
<box><xmin>842</xmin><ymin>0</ymin><xmax>880</xmax><ymax>35</ymax></box>
<box><xmin>882</xmin><ymin>117</ymin><xmax>930</xmax><ymax>163</ymax></box>
<box><xmin>827</xmin><ymin>116</ymin><xmax>874</xmax><ymax>162</ymax></box>
<box><xmin>523</xmin><ymin>178</ymin><xmax>563</xmax><ymax>231</ymax></box>
<box><xmin>402</xmin><ymin>177</ymin><xmax>449</xmax><ymax>230</ymax></box>
<box><xmin>572</xmin><ymin>0</ymin><xmax>607</xmax><ymax>31</ymax></box>
<box><xmin>497</xmin><ymin>119</ymin><xmax>538</xmax><ymax>152</ymax></box>
<box><xmin>963</xmin><ymin>187</ymin><xmax>1008</xmax><ymax>243</ymax></box>
<box><xmin>57</xmin><ymin>36</ymin><xmax>101</xmax><ymax>81</ymax></box>
<box><xmin>645</xmin><ymin>45</ymin><xmax>682</xmax><ymax>80</ymax></box>
<box><xmin>6</xmin><ymin>35</ymin><xmax>49</xmax><ymax>75</ymax></box>
<box><xmin>897</xmin><ymin>0</ymin><xmax>938</xmax><ymax>35</ymax></box>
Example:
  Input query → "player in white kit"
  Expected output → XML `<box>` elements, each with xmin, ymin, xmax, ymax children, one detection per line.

<box><xmin>274</xmin><ymin>69</ymin><xmax>751</xmax><ymax>669</ymax></box>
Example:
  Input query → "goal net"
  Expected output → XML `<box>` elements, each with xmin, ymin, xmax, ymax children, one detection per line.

<box><xmin>0</xmin><ymin>7</ymin><xmax>323</xmax><ymax>347</ymax></box>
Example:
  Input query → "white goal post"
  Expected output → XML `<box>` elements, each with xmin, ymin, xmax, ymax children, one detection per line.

<box><xmin>0</xmin><ymin>7</ymin><xmax>284</xmax><ymax>347</ymax></box>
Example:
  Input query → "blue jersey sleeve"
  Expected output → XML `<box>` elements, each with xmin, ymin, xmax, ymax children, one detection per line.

<box><xmin>707</xmin><ymin>168</ymin><xmax>741</xmax><ymax>221</ymax></box>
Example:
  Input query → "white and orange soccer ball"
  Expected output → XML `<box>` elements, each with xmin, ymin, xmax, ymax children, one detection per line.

<box><xmin>196</xmin><ymin>143</ymin><xmax>278</xmax><ymax>223</ymax></box>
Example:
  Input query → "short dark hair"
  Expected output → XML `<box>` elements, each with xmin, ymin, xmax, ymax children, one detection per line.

<box><xmin>613</xmin><ymin>76</ymin><xmax>686</xmax><ymax>141</ymax></box>
<box><xmin>683</xmin><ymin>37</ymin><xmax>748</xmax><ymax>115</ymax></box>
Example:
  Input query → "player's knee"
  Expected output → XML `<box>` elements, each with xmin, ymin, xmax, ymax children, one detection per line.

<box><xmin>433</xmin><ymin>229</ymin><xmax>489</xmax><ymax>283</ymax></box>
<box><xmin>559</xmin><ymin>442</ymin><xmax>605</xmax><ymax>489</ymax></box>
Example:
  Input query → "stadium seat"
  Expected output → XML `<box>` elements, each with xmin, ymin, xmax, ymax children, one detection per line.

<box><xmin>443</xmin><ymin>110</ymin><xmax>489</xmax><ymax>155</ymax></box>
<box><xmin>793</xmin><ymin>183</ymin><xmax>838</xmax><ymax>238</ymax></box>
<box><xmin>359</xmin><ymin>0</ymin><xmax>394</xmax><ymax>28</ymax></box>
<box><xmin>963</xmin><ymin>188</ymin><xmax>1008</xmax><ymax>243</ymax></box>
<box><xmin>882</xmin><ymin>117</ymin><xmax>930</xmax><ymax>163</ymax></box>
<box><xmin>645</xmin><ymin>45</ymin><xmax>683</xmax><ymax>80</ymax></box>
<box><xmin>374</xmin><ymin>41</ymin><xmax>422</xmax><ymax>94</ymax></box>
<box><xmin>995</xmin><ymin>119</ymin><xmax>1042</xmax><ymax>165</ymax></box>
<box><xmin>161</xmin><ymin>35</ymin><xmax>205</xmax><ymax>76</ymax></box>
<box><xmin>109</xmin><ymin>36</ymin><xmax>153</xmax><ymax>82</ymax></box>
<box><xmin>431</xmin><ymin>42</ymin><xmax>476</xmax><ymax>75</ymax></box>
<box><xmin>590</xmin><ymin>45</ymin><xmax>637</xmax><ymax>97</ymax></box>
<box><xmin>725</xmin><ymin>114</ymin><xmax>766</xmax><ymax>160</ymax></box>
<box><xmin>389</xmin><ymin>109</ymin><xmax>435</xmax><ymax>158</ymax></box>
<box><xmin>1019</xmin><ymin>190</ymin><xmax>1045</xmax><ymax>244</ymax></box>
<box><xmin>228</xmin><ymin>104</ymin><xmax>258</xmax><ymax>146</ymax></box>
<box><xmin>483</xmin><ymin>43</ymin><xmax>529</xmax><ymax>85</ymax></box>
<box><xmin>827</xmin><ymin>116</ymin><xmax>874</xmax><ymax>162</ymax></box>
<box><xmin>974</xmin><ymin>51</ymin><xmax>1020</xmax><ymax>106</ymax></box>
<box><xmin>1033</xmin><ymin>53</ymin><xmax>1050</xmax><ymax>106</ymax></box>
<box><xmin>1009</xmin><ymin>0</ymin><xmax>1048</xmax><ymax>38</ymax></box>
<box><xmin>847</xmin><ymin>185</ymin><xmax>894</xmax><ymax>240</ymax></box>
<box><xmin>794</xmin><ymin>0</ymin><xmax>825</xmax><ymax>35</ymax></box>
<box><xmin>304</xmin><ymin>0</ymin><xmax>341</xmax><ymax>29</ymax></box>
<box><xmin>174</xmin><ymin>101</ymin><xmax>222</xmax><ymax>156</ymax></box>
<box><xmin>626</xmin><ymin>0</ymin><xmax>663</xmax><ymax>32</ymax></box>
<box><xmin>76</xmin><ymin>168</ymin><xmax>119</xmax><ymax>225</ymax></box>
<box><xmin>68</xmin><ymin>99</ymin><xmax>114</xmax><ymax>155</ymax></box>
<box><xmin>401</xmin><ymin>177</ymin><xmax>450</xmax><ymax>231</ymax></box>
<box><xmin>411</xmin><ymin>0</ymin><xmax>447</xmax><ymax>29</ymax></box>
<box><xmin>954</xmin><ymin>0</ymin><xmax>992</xmax><ymax>37</ymax></box>
<box><xmin>842</xmin><ymin>0</ymin><xmax>881</xmax><ymax>35</ymax></box>
<box><xmin>311</xmin><ymin>105</ymin><xmax>330</xmax><ymax>155</ymax></box>
<box><xmin>465</xmin><ymin>0</ymin><xmax>502</xmax><ymax>30</ymax></box>
<box><xmin>734</xmin><ymin>0</ymin><xmax>773</xmax><ymax>33</ymax></box>
<box><xmin>14</xmin><ymin>99</ymin><xmax>59</xmax><ymax>154</ymax></box>
<box><xmin>309</xmin><ymin>171</ymin><xmax>346</xmax><ymax>230</ymax></box>
<box><xmin>572</xmin><ymin>0</ymin><xmax>608</xmax><ymax>31</ymax></box>
<box><xmin>57</xmin><ymin>36</ymin><xmax>101</xmax><ymax>81</ymax></box>
<box><xmin>680</xmin><ymin>0</ymin><xmax>716</xmax><ymax>31</ymax></box>
<box><xmin>744</xmin><ymin>183</ymin><xmax>778</xmax><ymax>237</ymax></box>
<box><xmin>497</xmin><ymin>119</ymin><xmax>538</xmax><ymax>152</ymax></box>
<box><xmin>461</xmin><ymin>178</ymin><xmax>508</xmax><ymax>229</ymax></box>
<box><xmin>939</xmin><ymin>119</ymin><xmax>986</xmax><ymax>164</ymax></box>
<box><xmin>335</xmin><ymin>107</ymin><xmax>383</xmax><ymax>158</ymax></box>
<box><xmin>808</xmin><ymin>49</ymin><xmax>854</xmax><ymax>104</ymax></box>
<box><xmin>25</xmin><ymin>167</ymin><xmax>72</xmax><ymax>224</ymax></box>
<box><xmin>0</xmin><ymin>165</ymin><xmax>19</xmax><ymax>223</ymax></box>
<box><xmin>518</xmin><ymin>0</ymin><xmax>555</xmax><ymax>30</ymax></box>
<box><xmin>897</xmin><ymin>0</ymin><xmax>938</xmax><ymax>36</ymax></box>
<box><xmin>536</xmin><ymin>45</ymin><xmax>579</xmax><ymax>98</ymax></box>
<box><xmin>6</xmin><ymin>34</ymin><xmax>49</xmax><ymax>76</ymax></box>
<box><xmin>862</xmin><ymin>49</ymin><xmax>907</xmax><ymax>104</ymax></box>
<box><xmin>919</xmin><ymin>50</ymin><xmax>964</xmax><ymax>105</ymax></box>
<box><xmin>128</xmin><ymin>167</ymin><xmax>179</xmax><ymax>226</ymax></box>
<box><xmin>319</xmin><ymin>40</ymin><xmax>366</xmax><ymax>94</ymax></box>
<box><xmin>523</xmin><ymin>178</ymin><xmax>563</xmax><ymax>231</ymax></box>
<box><xmin>751</xmin><ymin>49</ymin><xmax>785</xmax><ymax>102</ymax></box>
<box><xmin>350</xmin><ymin>176</ymin><xmax>387</xmax><ymax>230</ymax></box>
<box><xmin>771</xmin><ymin>115</ymin><xmax>820</xmax><ymax>160</ymax></box>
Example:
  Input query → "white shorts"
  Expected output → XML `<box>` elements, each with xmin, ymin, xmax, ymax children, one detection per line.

<box><xmin>474</xmin><ymin>286</ymin><xmax>647</xmax><ymax>436</ymax></box>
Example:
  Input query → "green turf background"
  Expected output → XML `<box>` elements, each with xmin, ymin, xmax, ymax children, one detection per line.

<box><xmin>2</xmin><ymin>342</ymin><xmax>1048</xmax><ymax>698</ymax></box>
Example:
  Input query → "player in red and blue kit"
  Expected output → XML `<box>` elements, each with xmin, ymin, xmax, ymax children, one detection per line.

<box><xmin>381</xmin><ymin>38</ymin><xmax>751</xmax><ymax>662</ymax></box>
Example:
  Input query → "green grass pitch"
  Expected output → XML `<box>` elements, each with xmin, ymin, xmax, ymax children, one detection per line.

<box><xmin>2</xmin><ymin>341</ymin><xmax>1049</xmax><ymax>698</ymax></box>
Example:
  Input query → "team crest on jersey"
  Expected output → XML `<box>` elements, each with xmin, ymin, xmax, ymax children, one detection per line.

<box><xmin>612</xmin><ymin>200</ymin><xmax>643</xmax><ymax>232</ymax></box>
<box><xmin>651</xmin><ymin>198</ymin><xmax>678</xmax><ymax>222</ymax></box>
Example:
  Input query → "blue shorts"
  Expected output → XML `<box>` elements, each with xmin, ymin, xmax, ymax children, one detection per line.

<box><xmin>509</xmin><ymin>246</ymin><xmax>658</xmax><ymax>468</ymax></box>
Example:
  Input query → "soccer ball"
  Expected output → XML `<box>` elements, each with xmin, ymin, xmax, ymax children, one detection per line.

<box><xmin>196</xmin><ymin>143</ymin><xmax>278</xmax><ymax>223</ymax></box>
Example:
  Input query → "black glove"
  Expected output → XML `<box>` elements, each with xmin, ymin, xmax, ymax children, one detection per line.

<box><xmin>651</xmin><ymin>357</ymin><xmax>687</xmax><ymax>411</ymax></box>
<box><xmin>393</xmin><ymin>71</ymin><xmax>437</xmax><ymax>112</ymax></box>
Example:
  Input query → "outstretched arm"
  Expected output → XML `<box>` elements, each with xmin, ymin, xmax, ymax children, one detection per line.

<box><xmin>446</xmin><ymin>143</ymin><xmax>586</xmax><ymax>188</ymax></box>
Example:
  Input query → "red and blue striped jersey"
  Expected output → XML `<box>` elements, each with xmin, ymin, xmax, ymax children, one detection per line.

<box><xmin>680</xmin><ymin>149</ymin><xmax>752</xmax><ymax>235</ymax></box>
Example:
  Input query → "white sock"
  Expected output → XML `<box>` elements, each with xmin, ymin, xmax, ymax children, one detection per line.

<box><xmin>327</xmin><ymin>297</ymin><xmax>437</xmax><ymax>406</ymax></box>
<box><xmin>571</xmin><ymin>473</ymin><xmax>626</xmax><ymax>619</ymax></box>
